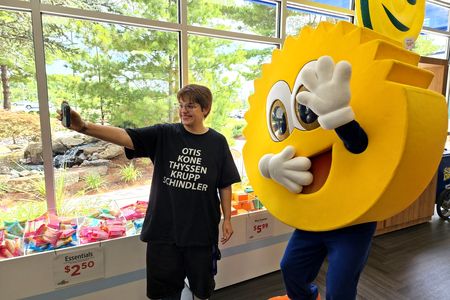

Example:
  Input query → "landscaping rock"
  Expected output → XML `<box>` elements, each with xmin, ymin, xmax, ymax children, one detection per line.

<box><xmin>97</xmin><ymin>144</ymin><xmax>124</xmax><ymax>160</ymax></box>
<box><xmin>0</xmin><ymin>146</ymin><xmax>11</xmax><ymax>154</ymax></box>
<box><xmin>23</xmin><ymin>142</ymin><xmax>43</xmax><ymax>164</ymax></box>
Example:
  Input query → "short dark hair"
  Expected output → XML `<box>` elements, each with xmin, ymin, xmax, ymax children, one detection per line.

<box><xmin>177</xmin><ymin>84</ymin><xmax>212</xmax><ymax>117</ymax></box>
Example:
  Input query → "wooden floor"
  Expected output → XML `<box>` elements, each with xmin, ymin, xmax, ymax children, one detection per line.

<box><xmin>213</xmin><ymin>215</ymin><xmax>450</xmax><ymax>300</ymax></box>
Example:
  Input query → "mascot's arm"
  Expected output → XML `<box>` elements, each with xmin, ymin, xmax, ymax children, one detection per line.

<box><xmin>335</xmin><ymin>120</ymin><xmax>368</xmax><ymax>154</ymax></box>
<box><xmin>258</xmin><ymin>145</ymin><xmax>313</xmax><ymax>194</ymax></box>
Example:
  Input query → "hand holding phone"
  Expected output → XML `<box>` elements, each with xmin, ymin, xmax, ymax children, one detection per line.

<box><xmin>61</xmin><ymin>102</ymin><xmax>71</xmax><ymax>128</ymax></box>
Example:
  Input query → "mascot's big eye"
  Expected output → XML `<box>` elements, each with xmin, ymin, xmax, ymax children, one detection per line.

<box><xmin>270</xmin><ymin>100</ymin><xmax>289</xmax><ymax>141</ymax></box>
<box><xmin>295</xmin><ymin>85</ymin><xmax>320</xmax><ymax>131</ymax></box>
<box><xmin>290</xmin><ymin>60</ymin><xmax>320</xmax><ymax>131</ymax></box>
<box><xmin>266</xmin><ymin>81</ymin><xmax>293</xmax><ymax>141</ymax></box>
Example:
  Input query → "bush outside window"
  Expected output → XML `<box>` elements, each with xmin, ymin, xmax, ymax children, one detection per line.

<box><xmin>413</xmin><ymin>33</ymin><xmax>449</xmax><ymax>59</ymax></box>
<box><xmin>41</xmin><ymin>0</ymin><xmax>178</xmax><ymax>23</ymax></box>
<box><xmin>187</xmin><ymin>0</ymin><xmax>277</xmax><ymax>37</ymax></box>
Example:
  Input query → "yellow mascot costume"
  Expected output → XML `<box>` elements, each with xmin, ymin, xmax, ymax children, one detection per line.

<box><xmin>243</xmin><ymin>1</ymin><xmax>447</xmax><ymax>299</ymax></box>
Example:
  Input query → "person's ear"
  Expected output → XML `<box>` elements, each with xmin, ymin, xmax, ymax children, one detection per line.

<box><xmin>202</xmin><ymin>107</ymin><xmax>210</xmax><ymax>118</ymax></box>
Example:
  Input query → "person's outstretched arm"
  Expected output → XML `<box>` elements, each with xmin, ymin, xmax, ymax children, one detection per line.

<box><xmin>57</xmin><ymin>106</ymin><xmax>134</xmax><ymax>150</ymax></box>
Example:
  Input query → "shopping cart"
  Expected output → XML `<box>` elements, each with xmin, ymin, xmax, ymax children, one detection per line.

<box><xmin>436</xmin><ymin>150</ymin><xmax>450</xmax><ymax>221</ymax></box>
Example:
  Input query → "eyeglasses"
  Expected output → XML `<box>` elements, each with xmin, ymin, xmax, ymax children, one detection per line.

<box><xmin>178</xmin><ymin>103</ymin><xmax>199</xmax><ymax>111</ymax></box>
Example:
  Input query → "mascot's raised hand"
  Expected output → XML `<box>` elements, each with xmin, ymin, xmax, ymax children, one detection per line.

<box><xmin>258</xmin><ymin>145</ymin><xmax>313</xmax><ymax>194</ymax></box>
<box><xmin>296</xmin><ymin>56</ymin><xmax>354</xmax><ymax>130</ymax></box>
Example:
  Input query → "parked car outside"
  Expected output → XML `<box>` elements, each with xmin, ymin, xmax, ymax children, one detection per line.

<box><xmin>11</xmin><ymin>100</ymin><xmax>40</xmax><ymax>112</ymax></box>
<box><xmin>11</xmin><ymin>101</ymin><xmax>55</xmax><ymax>113</ymax></box>
<box><xmin>229</xmin><ymin>109</ymin><xmax>246</xmax><ymax>119</ymax></box>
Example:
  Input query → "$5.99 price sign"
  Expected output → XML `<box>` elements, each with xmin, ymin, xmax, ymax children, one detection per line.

<box><xmin>53</xmin><ymin>247</ymin><xmax>105</xmax><ymax>288</ymax></box>
<box><xmin>246</xmin><ymin>211</ymin><xmax>274</xmax><ymax>241</ymax></box>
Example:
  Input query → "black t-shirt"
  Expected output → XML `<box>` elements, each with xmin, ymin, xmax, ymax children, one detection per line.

<box><xmin>125</xmin><ymin>123</ymin><xmax>241</xmax><ymax>246</ymax></box>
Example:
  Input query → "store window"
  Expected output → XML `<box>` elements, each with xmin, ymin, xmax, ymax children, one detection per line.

<box><xmin>41</xmin><ymin>0</ymin><xmax>178</xmax><ymax>23</ymax></box>
<box><xmin>413</xmin><ymin>33</ymin><xmax>448</xmax><ymax>59</ymax></box>
<box><xmin>187</xmin><ymin>0</ymin><xmax>277</xmax><ymax>37</ymax></box>
<box><xmin>0</xmin><ymin>9</ymin><xmax>45</xmax><ymax>259</ymax></box>
<box><xmin>285</xmin><ymin>6</ymin><xmax>349</xmax><ymax>37</ymax></box>
<box><xmin>40</xmin><ymin>15</ymin><xmax>178</xmax><ymax>248</ymax></box>
<box><xmin>188</xmin><ymin>35</ymin><xmax>274</xmax><ymax>144</ymax></box>
<box><xmin>188</xmin><ymin>34</ymin><xmax>275</xmax><ymax>215</ymax></box>
<box><xmin>424</xmin><ymin>2</ymin><xmax>449</xmax><ymax>31</ymax></box>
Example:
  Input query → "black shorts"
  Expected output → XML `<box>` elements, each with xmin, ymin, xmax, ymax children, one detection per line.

<box><xmin>146</xmin><ymin>243</ymin><xmax>218</xmax><ymax>299</ymax></box>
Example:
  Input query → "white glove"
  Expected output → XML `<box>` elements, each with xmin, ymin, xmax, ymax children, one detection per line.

<box><xmin>258</xmin><ymin>146</ymin><xmax>313</xmax><ymax>193</ymax></box>
<box><xmin>296</xmin><ymin>56</ymin><xmax>354</xmax><ymax>130</ymax></box>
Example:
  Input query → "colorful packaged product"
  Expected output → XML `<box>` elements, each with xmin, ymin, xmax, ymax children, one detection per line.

<box><xmin>23</xmin><ymin>214</ymin><xmax>78</xmax><ymax>254</ymax></box>
<box><xmin>119</xmin><ymin>200</ymin><xmax>148</xmax><ymax>236</ymax></box>
<box><xmin>78</xmin><ymin>207</ymin><xmax>127</xmax><ymax>244</ymax></box>
<box><xmin>231</xmin><ymin>185</ymin><xmax>264</xmax><ymax>214</ymax></box>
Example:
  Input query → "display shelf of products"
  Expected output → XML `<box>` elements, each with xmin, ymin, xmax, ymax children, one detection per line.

<box><xmin>0</xmin><ymin>199</ymin><xmax>149</xmax><ymax>260</ymax></box>
<box><xmin>0</xmin><ymin>195</ymin><xmax>292</xmax><ymax>300</ymax></box>
<box><xmin>0</xmin><ymin>184</ymin><xmax>264</xmax><ymax>261</ymax></box>
<box><xmin>0</xmin><ymin>183</ymin><xmax>288</xmax><ymax>299</ymax></box>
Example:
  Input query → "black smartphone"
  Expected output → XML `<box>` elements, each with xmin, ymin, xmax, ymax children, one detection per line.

<box><xmin>61</xmin><ymin>102</ymin><xmax>71</xmax><ymax>128</ymax></box>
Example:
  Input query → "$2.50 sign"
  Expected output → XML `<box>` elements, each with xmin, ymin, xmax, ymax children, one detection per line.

<box><xmin>53</xmin><ymin>246</ymin><xmax>105</xmax><ymax>288</ymax></box>
<box><xmin>246</xmin><ymin>211</ymin><xmax>274</xmax><ymax>241</ymax></box>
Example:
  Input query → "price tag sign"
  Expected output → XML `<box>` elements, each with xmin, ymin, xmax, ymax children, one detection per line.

<box><xmin>246</xmin><ymin>211</ymin><xmax>274</xmax><ymax>241</ymax></box>
<box><xmin>53</xmin><ymin>246</ymin><xmax>105</xmax><ymax>288</ymax></box>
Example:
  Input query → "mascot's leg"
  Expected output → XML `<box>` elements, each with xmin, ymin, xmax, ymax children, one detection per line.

<box><xmin>324</xmin><ymin>222</ymin><xmax>376</xmax><ymax>300</ymax></box>
<box><xmin>274</xmin><ymin>229</ymin><xmax>327</xmax><ymax>300</ymax></box>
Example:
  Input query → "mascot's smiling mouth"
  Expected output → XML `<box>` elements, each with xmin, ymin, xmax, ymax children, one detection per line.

<box><xmin>382</xmin><ymin>4</ymin><xmax>410</xmax><ymax>32</ymax></box>
<box><xmin>302</xmin><ymin>149</ymin><xmax>332</xmax><ymax>194</ymax></box>
<box><xmin>360</xmin><ymin>0</ymin><xmax>410</xmax><ymax>32</ymax></box>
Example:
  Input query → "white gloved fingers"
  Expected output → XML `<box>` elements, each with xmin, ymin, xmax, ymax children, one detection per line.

<box><xmin>296</xmin><ymin>90</ymin><xmax>320</xmax><ymax>109</ymax></box>
<box><xmin>283</xmin><ymin>169</ymin><xmax>313</xmax><ymax>186</ymax></box>
<box><xmin>299</xmin><ymin>67</ymin><xmax>319</xmax><ymax>92</ymax></box>
<box><xmin>333</xmin><ymin>61</ymin><xmax>352</xmax><ymax>84</ymax></box>
<box><xmin>276</xmin><ymin>145</ymin><xmax>296</xmax><ymax>161</ymax></box>
<box><xmin>316</xmin><ymin>56</ymin><xmax>334</xmax><ymax>82</ymax></box>
<box><xmin>258</xmin><ymin>154</ymin><xmax>274</xmax><ymax>178</ymax></box>
<box><xmin>283</xmin><ymin>156</ymin><xmax>312</xmax><ymax>171</ymax></box>
<box><xmin>261</xmin><ymin>145</ymin><xmax>314</xmax><ymax>193</ymax></box>
<box><xmin>273</xmin><ymin>177</ymin><xmax>303</xmax><ymax>194</ymax></box>
<box><xmin>268</xmin><ymin>146</ymin><xmax>296</xmax><ymax>178</ymax></box>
